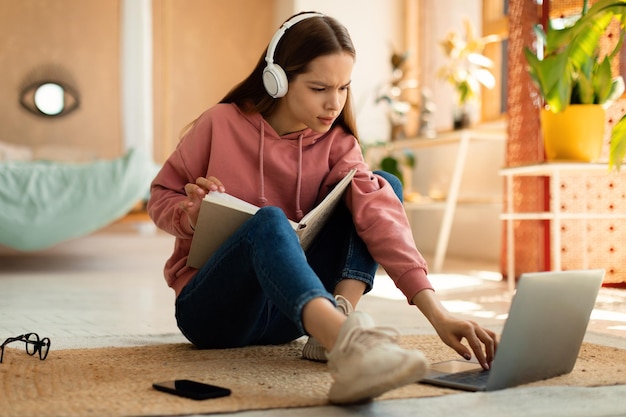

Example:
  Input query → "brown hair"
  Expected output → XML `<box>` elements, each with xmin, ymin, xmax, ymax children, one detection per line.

<box><xmin>219</xmin><ymin>12</ymin><xmax>359</xmax><ymax>139</ymax></box>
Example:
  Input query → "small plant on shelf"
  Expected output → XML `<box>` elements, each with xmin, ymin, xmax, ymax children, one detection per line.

<box><xmin>438</xmin><ymin>19</ymin><xmax>499</xmax><ymax>128</ymax></box>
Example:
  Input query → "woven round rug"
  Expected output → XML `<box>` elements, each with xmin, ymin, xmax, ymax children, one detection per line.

<box><xmin>1</xmin><ymin>335</ymin><xmax>625</xmax><ymax>417</ymax></box>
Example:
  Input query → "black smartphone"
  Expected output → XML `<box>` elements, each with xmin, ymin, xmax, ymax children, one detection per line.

<box><xmin>152</xmin><ymin>379</ymin><xmax>231</xmax><ymax>400</ymax></box>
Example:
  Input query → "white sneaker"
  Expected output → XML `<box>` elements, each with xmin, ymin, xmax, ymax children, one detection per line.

<box><xmin>326</xmin><ymin>311</ymin><xmax>429</xmax><ymax>404</ymax></box>
<box><xmin>302</xmin><ymin>295</ymin><xmax>353</xmax><ymax>362</ymax></box>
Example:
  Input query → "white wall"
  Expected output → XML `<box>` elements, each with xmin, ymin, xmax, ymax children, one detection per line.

<box><xmin>411</xmin><ymin>0</ymin><xmax>503</xmax><ymax>264</ymax></box>
<box><xmin>406</xmin><ymin>136</ymin><xmax>505</xmax><ymax>263</ymax></box>
<box><xmin>120</xmin><ymin>0</ymin><xmax>153</xmax><ymax>155</ymax></box>
<box><xmin>420</xmin><ymin>0</ymin><xmax>483</xmax><ymax>130</ymax></box>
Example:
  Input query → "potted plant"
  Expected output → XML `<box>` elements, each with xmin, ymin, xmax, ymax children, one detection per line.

<box><xmin>438</xmin><ymin>19</ymin><xmax>499</xmax><ymax>129</ymax></box>
<box><xmin>524</xmin><ymin>0</ymin><xmax>626</xmax><ymax>170</ymax></box>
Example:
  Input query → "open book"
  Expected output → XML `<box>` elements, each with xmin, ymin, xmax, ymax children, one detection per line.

<box><xmin>186</xmin><ymin>169</ymin><xmax>357</xmax><ymax>268</ymax></box>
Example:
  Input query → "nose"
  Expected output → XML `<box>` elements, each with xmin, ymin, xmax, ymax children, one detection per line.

<box><xmin>325</xmin><ymin>90</ymin><xmax>341</xmax><ymax>111</ymax></box>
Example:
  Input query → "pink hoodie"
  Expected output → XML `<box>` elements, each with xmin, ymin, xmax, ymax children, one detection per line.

<box><xmin>148</xmin><ymin>103</ymin><xmax>431</xmax><ymax>301</ymax></box>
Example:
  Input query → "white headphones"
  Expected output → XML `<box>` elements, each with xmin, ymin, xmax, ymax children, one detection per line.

<box><xmin>263</xmin><ymin>12</ymin><xmax>324</xmax><ymax>98</ymax></box>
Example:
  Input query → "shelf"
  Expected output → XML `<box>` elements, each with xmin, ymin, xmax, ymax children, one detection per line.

<box><xmin>501</xmin><ymin>212</ymin><xmax>626</xmax><ymax>221</ymax></box>
<box><xmin>366</xmin><ymin>121</ymin><xmax>507</xmax><ymax>272</ymax></box>
<box><xmin>369</xmin><ymin>120</ymin><xmax>507</xmax><ymax>153</ymax></box>
<box><xmin>404</xmin><ymin>196</ymin><xmax>501</xmax><ymax>211</ymax></box>
<box><xmin>499</xmin><ymin>162</ymin><xmax>615</xmax><ymax>177</ymax></box>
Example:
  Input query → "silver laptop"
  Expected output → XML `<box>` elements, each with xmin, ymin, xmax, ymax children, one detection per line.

<box><xmin>420</xmin><ymin>269</ymin><xmax>604</xmax><ymax>391</ymax></box>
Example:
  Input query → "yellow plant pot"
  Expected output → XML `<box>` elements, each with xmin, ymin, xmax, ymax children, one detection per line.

<box><xmin>540</xmin><ymin>105</ymin><xmax>605</xmax><ymax>162</ymax></box>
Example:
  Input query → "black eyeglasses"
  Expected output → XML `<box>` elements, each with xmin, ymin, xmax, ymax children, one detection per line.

<box><xmin>0</xmin><ymin>333</ymin><xmax>51</xmax><ymax>364</ymax></box>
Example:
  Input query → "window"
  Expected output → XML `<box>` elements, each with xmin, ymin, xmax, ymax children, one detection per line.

<box><xmin>482</xmin><ymin>0</ymin><xmax>509</xmax><ymax>120</ymax></box>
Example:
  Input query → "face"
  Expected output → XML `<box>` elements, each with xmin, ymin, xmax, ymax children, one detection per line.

<box><xmin>268</xmin><ymin>52</ymin><xmax>354</xmax><ymax>136</ymax></box>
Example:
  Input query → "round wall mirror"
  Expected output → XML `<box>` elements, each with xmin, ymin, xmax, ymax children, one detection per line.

<box><xmin>20</xmin><ymin>80</ymin><xmax>80</xmax><ymax>117</ymax></box>
<box><xmin>34</xmin><ymin>83</ymin><xmax>65</xmax><ymax>115</ymax></box>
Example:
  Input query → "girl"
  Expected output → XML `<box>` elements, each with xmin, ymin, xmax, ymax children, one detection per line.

<box><xmin>148</xmin><ymin>11</ymin><xmax>497</xmax><ymax>404</ymax></box>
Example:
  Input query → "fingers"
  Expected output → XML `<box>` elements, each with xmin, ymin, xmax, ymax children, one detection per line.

<box><xmin>462</xmin><ymin>322</ymin><xmax>497</xmax><ymax>370</ymax></box>
<box><xmin>444</xmin><ymin>320</ymin><xmax>497</xmax><ymax>370</ymax></box>
<box><xmin>481</xmin><ymin>327</ymin><xmax>498</xmax><ymax>364</ymax></box>
<box><xmin>179</xmin><ymin>177</ymin><xmax>225</xmax><ymax>231</ymax></box>
<box><xmin>447</xmin><ymin>338</ymin><xmax>472</xmax><ymax>361</ymax></box>
<box><xmin>183</xmin><ymin>176</ymin><xmax>225</xmax><ymax>204</ymax></box>
<box><xmin>195</xmin><ymin>176</ymin><xmax>225</xmax><ymax>193</ymax></box>
<box><xmin>184</xmin><ymin>182</ymin><xmax>205</xmax><ymax>200</ymax></box>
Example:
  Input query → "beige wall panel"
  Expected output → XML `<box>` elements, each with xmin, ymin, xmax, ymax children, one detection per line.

<box><xmin>0</xmin><ymin>0</ymin><xmax>121</xmax><ymax>159</ymax></box>
<box><xmin>153</xmin><ymin>0</ymin><xmax>275</xmax><ymax>162</ymax></box>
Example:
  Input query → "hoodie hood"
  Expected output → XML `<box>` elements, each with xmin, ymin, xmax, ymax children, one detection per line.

<box><xmin>235</xmin><ymin>105</ymin><xmax>329</xmax><ymax>220</ymax></box>
<box><xmin>236</xmin><ymin>104</ymin><xmax>327</xmax><ymax>146</ymax></box>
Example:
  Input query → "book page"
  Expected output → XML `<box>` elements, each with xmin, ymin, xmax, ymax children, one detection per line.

<box><xmin>297</xmin><ymin>169</ymin><xmax>356</xmax><ymax>250</ymax></box>
<box><xmin>204</xmin><ymin>191</ymin><xmax>260</xmax><ymax>215</ymax></box>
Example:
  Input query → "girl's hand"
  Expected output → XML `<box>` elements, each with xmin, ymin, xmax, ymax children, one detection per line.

<box><xmin>412</xmin><ymin>289</ymin><xmax>498</xmax><ymax>370</ymax></box>
<box><xmin>430</xmin><ymin>314</ymin><xmax>497</xmax><ymax>370</ymax></box>
<box><xmin>180</xmin><ymin>176</ymin><xmax>225</xmax><ymax>230</ymax></box>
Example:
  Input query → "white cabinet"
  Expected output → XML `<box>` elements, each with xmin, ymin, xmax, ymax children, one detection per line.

<box><xmin>500</xmin><ymin>163</ymin><xmax>626</xmax><ymax>291</ymax></box>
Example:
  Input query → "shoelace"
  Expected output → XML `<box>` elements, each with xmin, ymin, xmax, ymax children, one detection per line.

<box><xmin>336</xmin><ymin>325</ymin><xmax>400</xmax><ymax>354</ymax></box>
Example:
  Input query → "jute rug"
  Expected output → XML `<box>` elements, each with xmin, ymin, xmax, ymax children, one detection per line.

<box><xmin>1</xmin><ymin>335</ymin><xmax>625</xmax><ymax>417</ymax></box>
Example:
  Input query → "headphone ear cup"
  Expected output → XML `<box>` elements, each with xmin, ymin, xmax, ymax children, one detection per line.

<box><xmin>263</xmin><ymin>63</ymin><xmax>288</xmax><ymax>98</ymax></box>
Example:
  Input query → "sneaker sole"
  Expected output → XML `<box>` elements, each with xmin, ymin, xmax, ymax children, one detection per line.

<box><xmin>328</xmin><ymin>352</ymin><xmax>428</xmax><ymax>404</ymax></box>
<box><xmin>302</xmin><ymin>295</ymin><xmax>353</xmax><ymax>362</ymax></box>
<box><xmin>302</xmin><ymin>339</ymin><xmax>327</xmax><ymax>362</ymax></box>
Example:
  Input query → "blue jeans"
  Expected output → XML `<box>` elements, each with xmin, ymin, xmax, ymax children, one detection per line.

<box><xmin>175</xmin><ymin>171</ymin><xmax>403</xmax><ymax>348</ymax></box>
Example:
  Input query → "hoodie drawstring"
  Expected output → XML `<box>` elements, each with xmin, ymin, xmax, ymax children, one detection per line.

<box><xmin>258</xmin><ymin>122</ymin><xmax>304</xmax><ymax>221</ymax></box>
<box><xmin>258</xmin><ymin>123</ymin><xmax>268</xmax><ymax>205</ymax></box>
<box><xmin>295</xmin><ymin>133</ymin><xmax>304</xmax><ymax>220</ymax></box>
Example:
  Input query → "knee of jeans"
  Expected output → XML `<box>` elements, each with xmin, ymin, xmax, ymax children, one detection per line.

<box><xmin>373</xmin><ymin>170</ymin><xmax>403</xmax><ymax>202</ymax></box>
<box><xmin>253</xmin><ymin>206</ymin><xmax>294</xmax><ymax>237</ymax></box>
<box><xmin>256</xmin><ymin>206</ymin><xmax>285</xmax><ymax>220</ymax></box>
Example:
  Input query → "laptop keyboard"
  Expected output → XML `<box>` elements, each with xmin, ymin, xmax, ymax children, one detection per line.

<box><xmin>437</xmin><ymin>369</ymin><xmax>490</xmax><ymax>386</ymax></box>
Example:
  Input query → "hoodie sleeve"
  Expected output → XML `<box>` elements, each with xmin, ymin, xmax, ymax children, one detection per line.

<box><xmin>328</xmin><ymin>136</ymin><xmax>432</xmax><ymax>303</ymax></box>
<box><xmin>147</xmin><ymin>109</ymin><xmax>214</xmax><ymax>238</ymax></box>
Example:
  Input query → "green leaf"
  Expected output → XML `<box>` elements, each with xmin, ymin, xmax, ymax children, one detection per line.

<box><xmin>380</xmin><ymin>156</ymin><xmax>404</xmax><ymax>185</ymax></box>
<box><xmin>605</xmin><ymin>76</ymin><xmax>625</xmax><ymax>108</ymax></box>
<box><xmin>457</xmin><ymin>81</ymin><xmax>471</xmax><ymax>104</ymax></box>
<box><xmin>593</xmin><ymin>57</ymin><xmax>614</xmax><ymax>103</ymax></box>
<box><xmin>610</xmin><ymin>115</ymin><xmax>626</xmax><ymax>171</ymax></box>
<box><xmin>566</xmin><ymin>12</ymin><xmax>614</xmax><ymax>69</ymax></box>
<box><xmin>525</xmin><ymin>48</ymin><xmax>573</xmax><ymax>111</ymax></box>
<box><xmin>543</xmin><ymin>54</ymin><xmax>574</xmax><ymax>112</ymax></box>
<box><xmin>403</xmin><ymin>150</ymin><xmax>416</xmax><ymax>168</ymax></box>
<box><xmin>524</xmin><ymin>48</ymin><xmax>544</xmax><ymax>93</ymax></box>
<box><xmin>573</xmin><ymin>74</ymin><xmax>594</xmax><ymax>104</ymax></box>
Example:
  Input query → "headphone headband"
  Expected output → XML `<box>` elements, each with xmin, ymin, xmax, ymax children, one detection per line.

<box><xmin>263</xmin><ymin>12</ymin><xmax>324</xmax><ymax>98</ymax></box>
<box><xmin>265</xmin><ymin>12</ymin><xmax>324</xmax><ymax>67</ymax></box>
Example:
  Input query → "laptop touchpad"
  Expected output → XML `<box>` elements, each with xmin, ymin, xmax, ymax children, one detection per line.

<box><xmin>430</xmin><ymin>360</ymin><xmax>483</xmax><ymax>374</ymax></box>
